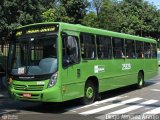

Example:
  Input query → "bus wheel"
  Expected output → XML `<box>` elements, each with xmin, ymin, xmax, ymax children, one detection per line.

<box><xmin>137</xmin><ymin>72</ymin><xmax>144</xmax><ymax>89</ymax></box>
<box><xmin>81</xmin><ymin>81</ymin><xmax>96</xmax><ymax>105</ymax></box>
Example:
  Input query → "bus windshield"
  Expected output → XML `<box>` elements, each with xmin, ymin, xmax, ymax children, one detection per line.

<box><xmin>8</xmin><ymin>33</ymin><xmax>58</xmax><ymax>76</ymax></box>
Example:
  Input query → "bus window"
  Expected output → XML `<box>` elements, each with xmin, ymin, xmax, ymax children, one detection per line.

<box><xmin>125</xmin><ymin>40</ymin><xmax>136</xmax><ymax>59</ymax></box>
<box><xmin>31</xmin><ymin>37</ymin><xmax>57</xmax><ymax>65</ymax></box>
<box><xmin>62</xmin><ymin>35</ymin><xmax>80</xmax><ymax>67</ymax></box>
<box><xmin>112</xmin><ymin>38</ymin><xmax>125</xmax><ymax>59</ymax></box>
<box><xmin>151</xmin><ymin>43</ymin><xmax>157</xmax><ymax>58</ymax></box>
<box><xmin>80</xmin><ymin>33</ymin><xmax>96</xmax><ymax>59</ymax></box>
<box><xmin>144</xmin><ymin>43</ymin><xmax>151</xmax><ymax>59</ymax></box>
<box><xmin>136</xmin><ymin>41</ymin><xmax>144</xmax><ymax>58</ymax></box>
<box><xmin>31</xmin><ymin>46</ymin><xmax>43</xmax><ymax>61</ymax></box>
<box><xmin>43</xmin><ymin>44</ymin><xmax>57</xmax><ymax>58</ymax></box>
<box><xmin>96</xmin><ymin>35</ymin><xmax>112</xmax><ymax>59</ymax></box>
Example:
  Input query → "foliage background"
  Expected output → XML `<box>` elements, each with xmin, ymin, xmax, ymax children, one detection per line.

<box><xmin>0</xmin><ymin>0</ymin><xmax>160</xmax><ymax>47</ymax></box>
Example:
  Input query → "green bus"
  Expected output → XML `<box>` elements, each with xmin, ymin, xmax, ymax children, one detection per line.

<box><xmin>7</xmin><ymin>22</ymin><xmax>158</xmax><ymax>104</ymax></box>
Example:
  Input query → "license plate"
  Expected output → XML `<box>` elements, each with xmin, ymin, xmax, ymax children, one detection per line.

<box><xmin>22</xmin><ymin>93</ymin><xmax>31</xmax><ymax>98</ymax></box>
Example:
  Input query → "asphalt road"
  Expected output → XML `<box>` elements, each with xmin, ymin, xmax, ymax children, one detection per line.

<box><xmin>0</xmin><ymin>68</ymin><xmax>160</xmax><ymax>120</ymax></box>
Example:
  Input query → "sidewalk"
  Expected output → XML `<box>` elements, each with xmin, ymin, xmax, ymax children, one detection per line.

<box><xmin>0</xmin><ymin>90</ymin><xmax>8</xmax><ymax>99</ymax></box>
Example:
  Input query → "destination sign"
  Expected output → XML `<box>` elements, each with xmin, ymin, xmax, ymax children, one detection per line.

<box><xmin>16</xmin><ymin>24</ymin><xmax>59</xmax><ymax>36</ymax></box>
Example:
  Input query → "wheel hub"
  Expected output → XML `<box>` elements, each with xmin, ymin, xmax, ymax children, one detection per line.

<box><xmin>86</xmin><ymin>87</ymin><xmax>93</xmax><ymax>99</ymax></box>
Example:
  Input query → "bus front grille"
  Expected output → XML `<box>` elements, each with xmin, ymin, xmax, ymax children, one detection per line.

<box><xmin>13</xmin><ymin>84</ymin><xmax>44</xmax><ymax>91</ymax></box>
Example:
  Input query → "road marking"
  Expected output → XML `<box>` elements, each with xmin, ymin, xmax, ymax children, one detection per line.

<box><xmin>143</xmin><ymin>107</ymin><xmax>160</xmax><ymax>114</ymax></box>
<box><xmin>130</xmin><ymin>107</ymin><xmax>160</xmax><ymax>120</ymax></box>
<box><xmin>18</xmin><ymin>112</ymin><xmax>43</xmax><ymax>114</ymax></box>
<box><xmin>0</xmin><ymin>95</ymin><xmax>4</xmax><ymax>98</ymax></box>
<box><xmin>65</xmin><ymin>96</ymin><xmax>127</xmax><ymax>111</ymax></box>
<box><xmin>155</xmin><ymin>82</ymin><xmax>160</xmax><ymax>85</ymax></box>
<box><xmin>151</xmin><ymin>89</ymin><xmax>160</xmax><ymax>92</ymax></box>
<box><xmin>96</xmin><ymin>100</ymin><xmax>158</xmax><ymax>120</ymax></box>
<box><xmin>80</xmin><ymin>97</ymin><xmax>142</xmax><ymax>115</ymax></box>
<box><xmin>0</xmin><ymin>110</ymin><xmax>19</xmax><ymax>115</ymax></box>
<box><xmin>106</xmin><ymin>100</ymin><xmax>158</xmax><ymax>115</ymax></box>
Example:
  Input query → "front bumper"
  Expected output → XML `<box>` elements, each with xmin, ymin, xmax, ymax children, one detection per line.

<box><xmin>9</xmin><ymin>80</ymin><xmax>62</xmax><ymax>102</ymax></box>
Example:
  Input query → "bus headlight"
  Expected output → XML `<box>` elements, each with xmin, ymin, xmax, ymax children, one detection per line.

<box><xmin>48</xmin><ymin>72</ymin><xmax>58</xmax><ymax>88</ymax></box>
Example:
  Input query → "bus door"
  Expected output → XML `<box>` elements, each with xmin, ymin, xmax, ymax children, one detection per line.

<box><xmin>61</xmin><ymin>32</ymin><xmax>82</xmax><ymax>100</ymax></box>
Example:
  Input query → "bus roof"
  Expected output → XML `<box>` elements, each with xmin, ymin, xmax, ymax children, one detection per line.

<box><xmin>17</xmin><ymin>22</ymin><xmax>157</xmax><ymax>43</ymax></box>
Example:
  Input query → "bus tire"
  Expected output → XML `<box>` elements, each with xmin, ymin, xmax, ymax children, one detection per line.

<box><xmin>136</xmin><ymin>72</ymin><xmax>144</xmax><ymax>89</ymax></box>
<box><xmin>81</xmin><ymin>81</ymin><xmax>96</xmax><ymax>105</ymax></box>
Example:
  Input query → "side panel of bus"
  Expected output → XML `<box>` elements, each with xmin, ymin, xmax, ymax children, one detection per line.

<box><xmin>60</xmin><ymin>30</ymin><xmax>85</xmax><ymax>101</ymax></box>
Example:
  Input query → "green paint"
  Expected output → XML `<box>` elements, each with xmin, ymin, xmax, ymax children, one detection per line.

<box><xmin>8</xmin><ymin>22</ymin><xmax>158</xmax><ymax>103</ymax></box>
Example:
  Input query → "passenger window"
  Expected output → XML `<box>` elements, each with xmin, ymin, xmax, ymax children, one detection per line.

<box><xmin>144</xmin><ymin>43</ymin><xmax>151</xmax><ymax>59</ymax></box>
<box><xmin>96</xmin><ymin>36</ymin><xmax>112</xmax><ymax>59</ymax></box>
<box><xmin>151</xmin><ymin>43</ymin><xmax>157</xmax><ymax>58</ymax></box>
<box><xmin>113</xmin><ymin>38</ymin><xmax>125</xmax><ymax>59</ymax></box>
<box><xmin>136</xmin><ymin>41</ymin><xmax>144</xmax><ymax>58</ymax></box>
<box><xmin>80</xmin><ymin>33</ymin><xmax>96</xmax><ymax>59</ymax></box>
<box><xmin>62</xmin><ymin>35</ymin><xmax>80</xmax><ymax>67</ymax></box>
<box><xmin>125</xmin><ymin>40</ymin><xmax>136</xmax><ymax>59</ymax></box>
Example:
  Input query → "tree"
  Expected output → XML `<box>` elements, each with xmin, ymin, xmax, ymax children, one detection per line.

<box><xmin>97</xmin><ymin>0</ymin><xmax>123</xmax><ymax>31</ymax></box>
<box><xmin>1</xmin><ymin>0</ymin><xmax>160</xmax><ymax>43</ymax></box>
<box><xmin>81</xmin><ymin>12</ymin><xmax>98</xmax><ymax>28</ymax></box>
<box><xmin>40</xmin><ymin>0</ymin><xmax>56</xmax><ymax>9</ymax></box>
<box><xmin>59</xmin><ymin>0</ymin><xmax>89</xmax><ymax>23</ymax></box>
<box><xmin>118</xmin><ymin>0</ymin><xmax>158</xmax><ymax>37</ymax></box>
<box><xmin>42</xmin><ymin>6</ymin><xmax>74</xmax><ymax>23</ymax></box>
<box><xmin>42</xmin><ymin>0</ymin><xmax>89</xmax><ymax>24</ymax></box>
<box><xmin>0</xmin><ymin>0</ymin><xmax>45</xmax><ymax>40</ymax></box>
<box><xmin>92</xmin><ymin>0</ymin><xmax>104</xmax><ymax>16</ymax></box>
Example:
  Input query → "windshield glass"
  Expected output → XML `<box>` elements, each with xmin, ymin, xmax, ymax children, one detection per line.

<box><xmin>9</xmin><ymin>34</ymin><xmax>58</xmax><ymax>76</ymax></box>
